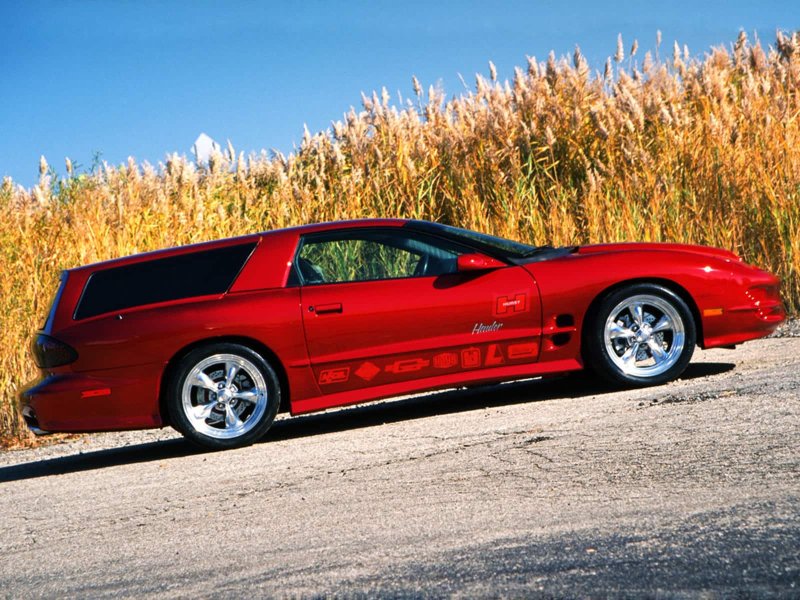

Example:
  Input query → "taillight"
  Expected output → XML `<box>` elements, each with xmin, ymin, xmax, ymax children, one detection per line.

<box><xmin>31</xmin><ymin>334</ymin><xmax>78</xmax><ymax>368</ymax></box>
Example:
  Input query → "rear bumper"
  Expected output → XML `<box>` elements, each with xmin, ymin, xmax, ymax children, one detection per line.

<box><xmin>20</xmin><ymin>405</ymin><xmax>50</xmax><ymax>435</ymax></box>
<box><xmin>18</xmin><ymin>363</ymin><xmax>165</xmax><ymax>433</ymax></box>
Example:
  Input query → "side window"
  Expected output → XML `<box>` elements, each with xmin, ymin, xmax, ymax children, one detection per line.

<box><xmin>75</xmin><ymin>243</ymin><xmax>257</xmax><ymax>319</ymax></box>
<box><xmin>294</xmin><ymin>230</ymin><xmax>466</xmax><ymax>285</ymax></box>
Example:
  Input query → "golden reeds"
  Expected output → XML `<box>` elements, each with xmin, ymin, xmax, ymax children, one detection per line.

<box><xmin>1</xmin><ymin>32</ymin><xmax>798</xmax><ymax>446</ymax></box>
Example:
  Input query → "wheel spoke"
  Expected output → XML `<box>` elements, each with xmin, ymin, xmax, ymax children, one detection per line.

<box><xmin>224</xmin><ymin>404</ymin><xmax>244</xmax><ymax>429</ymax></box>
<box><xmin>194</xmin><ymin>371</ymin><xmax>218</xmax><ymax>392</ymax></box>
<box><xmin>233</xmin><ymin>389</ymin><xmax>260</xmax><ymax>404</ymax></box>
<box><xmin>608</xmin><ymin>322</ymin><xmax>635</xmax><ymax>340</ymax></box>
<box><xmin>647</xmin><ymin>339</ymin><xmax>668</xmax><ymax>363</ymax></box>
<box><xmin>191</xmin><ymin>400</ymin><xmax>216</xmax><ymax>421</ymax></box>
<box><xmin>651</xmin><ymin>315</ymin><xmax>672</xmax><ymax>334</ymax></box>
<box><xmin>629</xmin><ymin>303</ymin><xmax>645</xmax><ymax>327</ymax></box>
<box><xmin>621</xmin><ymin>342</ymin><xmax>640</xmax><ymax>366</ymax></box>
<box><xmin>224</xmin><ymin>362</ymin><xmax>240</xmax><ymax>388</ymax></box>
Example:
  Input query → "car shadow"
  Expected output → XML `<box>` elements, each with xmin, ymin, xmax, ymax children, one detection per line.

<box><xmin>267</xmin><ymin>361</ymin><xmax>734</xmax><ymax>441</ymax></box>
<box><xmin>0</xmin><ymin>362</ymin><xmax>734</xmax><ymax>483</ymax></box>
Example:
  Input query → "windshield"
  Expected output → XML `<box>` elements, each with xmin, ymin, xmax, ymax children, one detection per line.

<box><xmin>405</xmin><ymin>221</ymin><xmax>539</xmax><ymax>259</ymax></box>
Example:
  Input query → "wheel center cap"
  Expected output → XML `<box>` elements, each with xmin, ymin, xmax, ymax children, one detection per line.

<box><xmin>218</xmin><ymin>389</ymin><xmax>232</xmax><ymax>403</ymax></box>
<box><xmin>636</xmin><ymin>326</ymin><xmax>652</xmax><ymax>343</ymax></box>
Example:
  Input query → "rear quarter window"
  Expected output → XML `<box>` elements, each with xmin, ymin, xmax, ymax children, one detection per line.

<box><xmin>74</xmin><ymin>243</ymin><xmax>257</xmax><ymax>320</ymax></box>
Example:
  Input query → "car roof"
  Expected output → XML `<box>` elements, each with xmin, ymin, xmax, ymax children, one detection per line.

<box><xmin>261</xmin><ymin>218</ymin><xmax>408</xmax><ymax>236</ymax></box>
<box><xmin>68</xmin><ymin>219</ymin><xmax>411</xmax><ymax>273</ymax></box>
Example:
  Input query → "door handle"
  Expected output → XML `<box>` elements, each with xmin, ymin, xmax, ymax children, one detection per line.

<box><xmin>313</xmin><ymin>303</ymin><xmax>343</xmax><ymax>315</ymax></box>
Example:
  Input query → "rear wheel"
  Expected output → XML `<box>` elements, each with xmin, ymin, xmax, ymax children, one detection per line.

<box><xmin>584</xmin><ymin>284</ymin><xmax>696</xmax><ymax>387</ymax></box>
<box><xmin>167</xmin><ymin>343</ymin><xmax>280</xmax><ymax>450</ymax></box>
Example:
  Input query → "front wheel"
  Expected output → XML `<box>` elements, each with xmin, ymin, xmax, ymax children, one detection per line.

<box><xmin>584</xmin><ymin>284</ymin><xmax>696</xmax><ymax>387</ymax></box>
<box><xmin>167</xmin><ymin>343</ymin><xmax>280</xmax><ymax>450</ymax></box>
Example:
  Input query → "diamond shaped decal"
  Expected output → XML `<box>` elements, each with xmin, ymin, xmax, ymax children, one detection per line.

<box><xmin>355</xmin><ymin>361</ymin><xmax>380</xmax><ymax>381</ymax></box>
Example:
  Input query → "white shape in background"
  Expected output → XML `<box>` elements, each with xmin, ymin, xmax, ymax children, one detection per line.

<box><xmin>192</xmin><ymin>133</ymin><xmax>221</xmax><ymax>164</ymax></box>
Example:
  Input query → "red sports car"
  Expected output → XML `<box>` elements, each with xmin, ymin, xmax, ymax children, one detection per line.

<box><xmin>20</xmin><ymin>219</ymin><xmax>785</xmax><ymax>449</ymax></box>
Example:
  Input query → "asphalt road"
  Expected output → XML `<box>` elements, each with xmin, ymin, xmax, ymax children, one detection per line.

<box><xmin>1</xmin><ymin>338</ymin><xmax>799</xmax><ymax>598</ymax></box>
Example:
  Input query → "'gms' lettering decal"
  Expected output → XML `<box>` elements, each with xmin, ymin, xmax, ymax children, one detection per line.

<box><xmin>318</xmin><ymin>367</ymin><xmax>350</xmax><ymax>385</ymax></box>
<box><xmin>494</xmin><ymin>293</ymin><xmax>528</xmax><ymax>316</ymax></box>
<box><xmin>317</xmin><ymin>340</ymin><xmax>541</xmax><ymax>389</ymax></box>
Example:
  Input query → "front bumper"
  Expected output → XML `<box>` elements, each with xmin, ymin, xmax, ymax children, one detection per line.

<box><xmin>702</xmin><ymin>283</ymin><xmax>786</xmax><ymax>348</ymax></box>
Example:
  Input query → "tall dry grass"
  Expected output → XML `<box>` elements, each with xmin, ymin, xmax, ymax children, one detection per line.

<box><xmin>2</xmin><ymin>32</ymin><xmax>799</xmax><ymax>446</ymax></box>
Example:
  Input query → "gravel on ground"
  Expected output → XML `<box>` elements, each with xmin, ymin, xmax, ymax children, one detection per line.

<box><xmin>1</xmin><ymin>337</ymin><xmax>798</xmax><ymax>597</ymax></box>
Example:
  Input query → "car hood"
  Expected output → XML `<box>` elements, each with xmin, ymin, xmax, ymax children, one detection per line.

<box><xmin>574</xmin><ymin>242</ymin><xmax>740</xmax><ymax>262</ymax></box>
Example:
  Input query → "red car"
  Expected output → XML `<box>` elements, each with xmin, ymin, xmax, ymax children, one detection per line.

<box><xmin>20</xmin><ymin>219</ymin><xmax>785</xmax><ymax>449</ymax></box>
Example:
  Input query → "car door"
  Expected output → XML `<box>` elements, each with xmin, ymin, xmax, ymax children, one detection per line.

<box><xmin>296</xmin><ymin>227</ymin><xmax>542</xmax><ymax>395</ymax></box>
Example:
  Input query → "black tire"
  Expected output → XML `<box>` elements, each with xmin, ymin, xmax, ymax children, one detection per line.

<box><xmin>583</xmin><ymin>283</ymin><xmax>696</xmax><ymax>387</ymax></box>
<box><xmin>167</xmin><ymin>342</ymin><xmax>280</xmax><ymax>450</ymax></box>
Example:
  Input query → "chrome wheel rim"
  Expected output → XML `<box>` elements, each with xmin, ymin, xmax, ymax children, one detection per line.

<box><xmin>181</xmin><ymin>353</ymin><xmax>268</xmax><ymax>440</ymax></box>
<box><xmin>603</xmin><ymin>294</ymin><xmax>685</xmax><ymax>378</ymax></box>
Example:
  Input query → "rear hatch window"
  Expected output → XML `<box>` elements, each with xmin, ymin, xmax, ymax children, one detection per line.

<box><xmin>74</xmin><ymin>242</ymin><xmax>257</xmax><ymax>320</ymax></box>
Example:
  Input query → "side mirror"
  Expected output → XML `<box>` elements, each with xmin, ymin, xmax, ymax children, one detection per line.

<box><xmin>457</xmin><ymin>253</ymin><xmax>505</xmax><ymax>272</ymax></box>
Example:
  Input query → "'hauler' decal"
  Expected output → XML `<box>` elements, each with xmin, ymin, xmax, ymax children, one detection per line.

<box><xmin>472</xmin><ymin>321</ymin><xmax>503</xmax><ymax>334</ymax></box>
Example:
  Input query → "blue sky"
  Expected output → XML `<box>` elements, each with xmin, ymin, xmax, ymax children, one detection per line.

<box><xmin>2</xmin><ymin>1</ymin><xmax>798</xmax><ymax>187</ymax></box>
